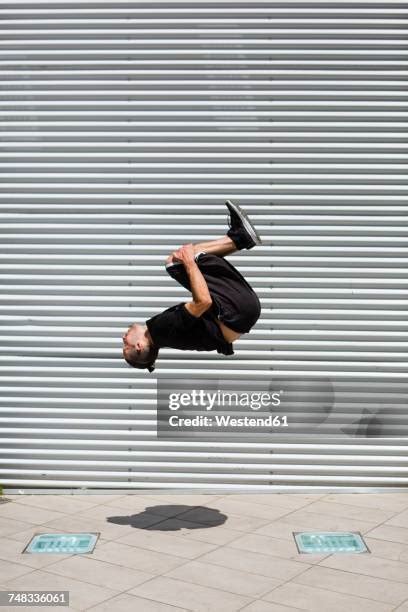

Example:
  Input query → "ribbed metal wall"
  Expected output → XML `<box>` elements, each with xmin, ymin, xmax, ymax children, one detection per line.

<box><xmin>1</xmin><ymin>0</ymin><xmax>407</xmax><ymax>491</ymax></box>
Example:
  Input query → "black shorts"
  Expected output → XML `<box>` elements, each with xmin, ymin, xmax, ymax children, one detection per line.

<box><xmin>166</xmin><ymin>252</ymin><xmax>261</xmax><ymax>334</ymax></box>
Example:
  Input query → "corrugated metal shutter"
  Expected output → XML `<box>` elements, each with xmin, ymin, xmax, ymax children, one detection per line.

<box><xmin>1</xmin><ymin>0</ymin><xmax>407</xmax><ymax>492</ymax></box>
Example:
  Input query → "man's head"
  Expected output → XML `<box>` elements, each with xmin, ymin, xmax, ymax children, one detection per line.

<box><xmin>122</xmin><ymin>323</ymin><xmax>158</xmax><ymax>373</ymax></box>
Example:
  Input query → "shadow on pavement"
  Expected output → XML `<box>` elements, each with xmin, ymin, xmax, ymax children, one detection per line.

<box><xmin>107</xmin><ymin>504</ymin><xmax>227</xmax><ymax>531</ymax></box>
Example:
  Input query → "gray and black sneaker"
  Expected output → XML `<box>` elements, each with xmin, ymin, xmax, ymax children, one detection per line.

<box><xmin>225</xmin><ymin>199</ymin><xmax>262</xmax><ymax>250</ymax></box>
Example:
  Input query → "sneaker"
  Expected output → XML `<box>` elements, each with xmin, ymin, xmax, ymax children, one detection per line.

<box><xmin>225</xmin><ymin>199</ymin><xmax>262</xmax><ymax>249</ymax></box>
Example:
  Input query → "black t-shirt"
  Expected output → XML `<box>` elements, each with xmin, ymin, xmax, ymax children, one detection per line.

<box><xmin>146</xmin><ymin>302</ymin><xmax>234</xmax><ymax>355</ymax></box>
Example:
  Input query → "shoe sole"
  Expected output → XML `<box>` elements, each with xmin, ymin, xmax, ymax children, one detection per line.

<box><xmin>225</xmin><ymin>199</ymin><xmax>262</xmax><ymax>246</ymax></box>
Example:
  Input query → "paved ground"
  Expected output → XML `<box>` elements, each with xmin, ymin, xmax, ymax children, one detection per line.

<box><xmin>1</xmin><ymin>492</ymin><xmax>408</xmax><ymax>611</ymax></box>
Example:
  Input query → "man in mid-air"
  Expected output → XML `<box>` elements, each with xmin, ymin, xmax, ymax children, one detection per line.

<box><xmin>122</xmin><ymin>200</ymin><xmax>262</xmax><ymax>372</ymax></box>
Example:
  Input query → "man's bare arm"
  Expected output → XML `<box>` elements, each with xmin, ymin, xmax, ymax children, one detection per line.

<box><xmin>183</xmin><ymin>259</ymin><xmax>212</xmax><ymax>317</ymax></box>
<box><xmin>171</xmin><ymin>244</ymin><xmax>212</xmax><ymax>318</ymax></box>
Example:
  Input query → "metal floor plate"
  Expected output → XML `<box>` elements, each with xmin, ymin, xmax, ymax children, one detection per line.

<box><xmin>23</xmin><ymin>533</ymin><xmax>99</xmax><ymax>554</ymax></box>
<box><xmin>293</xmin><ymin>531</ymin><xmax>369</xmax><ymax>554</ymax></box>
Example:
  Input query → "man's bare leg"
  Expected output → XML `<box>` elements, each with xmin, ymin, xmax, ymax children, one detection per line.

<box><xmin>192</xmin><ymin>235</ymin><xmax>237</xmax><ymax>257</ymax></box>
<box><xmin>166</xmin><ymin>235</ymin><xmax>237</xmax><ymax>266</ymax></box>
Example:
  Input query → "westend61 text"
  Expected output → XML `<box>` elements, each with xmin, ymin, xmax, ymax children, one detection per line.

<box><xmin>168</xmin><ymin>414</ymin><xmax>288</xmax><ymax>427</ymax></box>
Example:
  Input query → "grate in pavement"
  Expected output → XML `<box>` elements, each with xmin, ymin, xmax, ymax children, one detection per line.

<box><xmin>22</xmin><ymin>533</ymin><xmax>99</xmax><ymax>554</ymax></box>
<box><xmin>293</xmin><ymin>531</ymin><xmax>369</xmax><ymax>554</ymax></box>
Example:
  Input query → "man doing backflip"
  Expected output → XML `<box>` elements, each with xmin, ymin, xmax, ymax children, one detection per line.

<box><xmin>122</xmin><ymin>200</ymin><xmax>262</xmax><ymax>372</ymax></box>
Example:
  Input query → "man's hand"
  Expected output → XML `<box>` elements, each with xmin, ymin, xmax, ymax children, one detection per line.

<box><xmin>172</xmin><ymin>243</ymin><xmax>196</xmax><ymax>267</ymax></box>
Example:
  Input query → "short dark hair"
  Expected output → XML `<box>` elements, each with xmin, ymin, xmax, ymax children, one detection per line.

<box><xmin>123</xmin><ymin>343</ymin><xmax>158</xmax><ymax>373</ymax></box>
